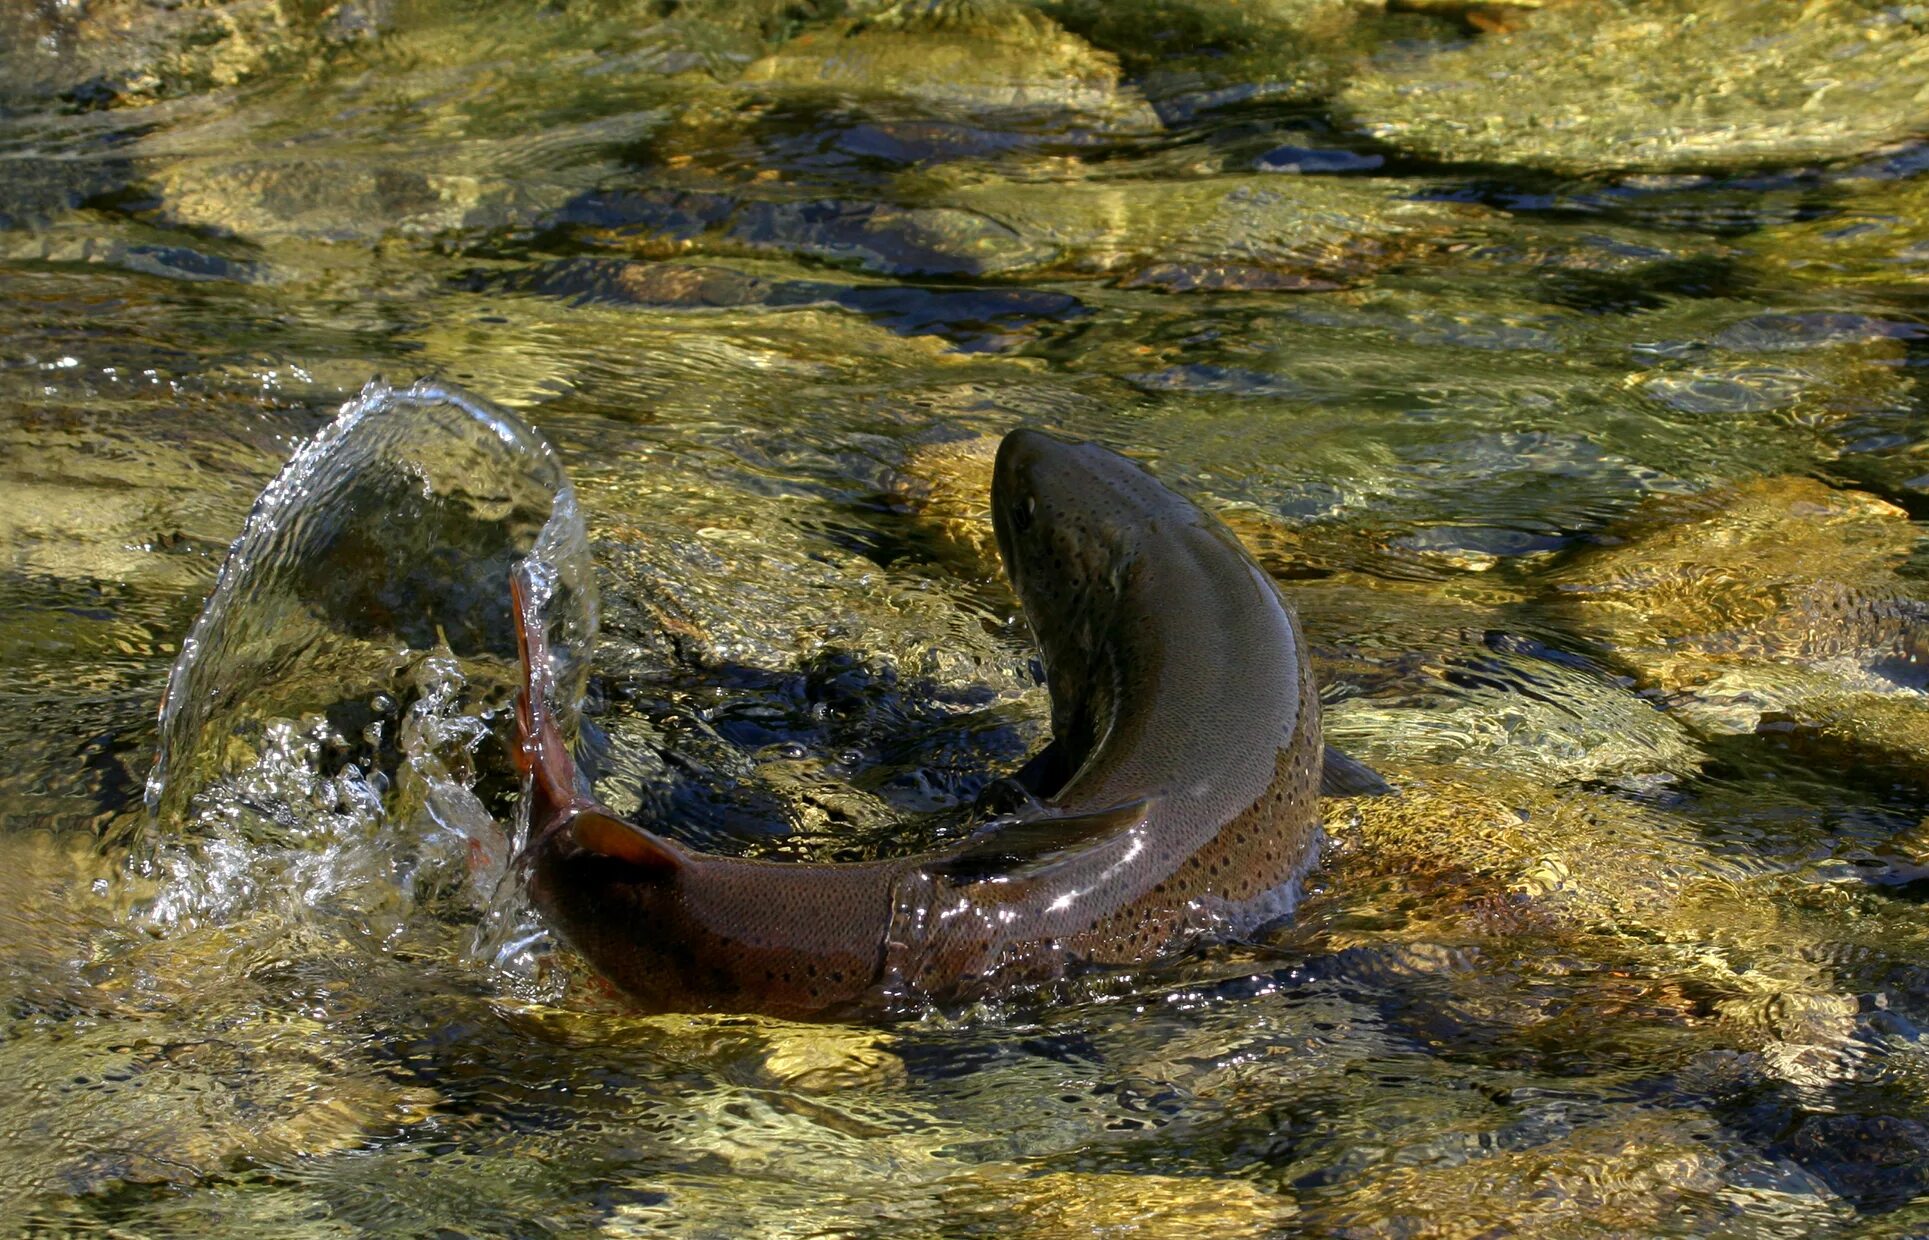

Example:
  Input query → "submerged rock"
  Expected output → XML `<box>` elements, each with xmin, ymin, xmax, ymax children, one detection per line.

<box><xmin>1548</xmin><ymin>476</ymin><xmax>1926</xmax><ymax>691</ymax></box>
<box><xmin>0</xmin><ymin>0</ymin><xmax>320</xmax><ymax>110</ymax></box>
<box><xmin>741</xmin><ymin>0</ymin><xmax>1161</xmax><ymax>132</ymax></box>
<box><xmin>1547</xmin><ymin>476</ymin><xmax>1929</xmax><ymax>779</ymax></box>
<box><xmin>1044</xmin><ymin>0</ymin><xmax>1388</xmax><ymax>123</ymax></box>
<box><xmin>940</xmin><ymin>1168</ymin><xmax>1292</xmax><ymax>1237</ymax></box>
<box><xmin>934</xmin><ymin>171</ymin><xmax>1467</xmax><ymax>289</ymax></box>
<box><xmin>141</xmin><ymin>154</ymin><xmax>592</xmax><ymax>246</ymax></box>
<box><xmin>494</xmin><ymin>257</ymin><xmax>1084</xmax><ymax>351</ymax></box>
<box><xmin>547</xmin><ymin>166</ymin><xmax>1465</xmax><ymax>288</ymax></box>
<box><xmin>0</xmin><ymin>834</ymin><xmax>440</xmax><ymax>1215</ymax></box>
<box><xmin>1327</xmin><ymin>764</ymin><xmax>1738</xmax><ymax>940</ymax></box>
<box><xmin>887</xmin><ymin>431</ymin><xmax>1006</xmax><ymax>567</ymax></box>
<box><xmin>1297</xmin><ymin>1111</ymin><xmax>1815</xmax><ymax>1238</ymax></box>
<box><xmin>549</xmin><ymin>188</ymin><xmax>1054</xmax><ymax>278</ymax></box>
<box><xmin>1340</xmin><ymin>0</ymin><xmax>1929</xmax><ymax>174</ymax></box>
<box><xmin>1741</xmin><ymin>174</ymin><xmax>1929</xmax><ymax>296</ymax></box>
<box><xmin>1327</xmin><ymin>641</ymin><xmax>1703</xmax><ymax>786</ymax></box>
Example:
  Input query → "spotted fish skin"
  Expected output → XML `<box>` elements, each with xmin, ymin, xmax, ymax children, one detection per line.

<box><xmin>515</xmin><ymin>429</ymin><xmax>1353</xmax><ymax>1018</ymax></box>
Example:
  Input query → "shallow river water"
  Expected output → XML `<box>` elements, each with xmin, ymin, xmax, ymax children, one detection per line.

<box><xmin>4</xmin><ymin>0</ymin><xmax>1929</xmax><ymax>1234</ymax></box>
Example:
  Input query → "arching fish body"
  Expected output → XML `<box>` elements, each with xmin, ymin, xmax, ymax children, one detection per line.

<box><xmin>513</xmin><ymin>429</ymin><xmax>1382</xmax><ymax>1017</ymax></box>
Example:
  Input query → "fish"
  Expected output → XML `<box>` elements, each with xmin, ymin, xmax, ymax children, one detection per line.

<box><xmin>511</xmin><ymin>428</ymin><xmax>1385</xmax><ymax>1018</ymax></box>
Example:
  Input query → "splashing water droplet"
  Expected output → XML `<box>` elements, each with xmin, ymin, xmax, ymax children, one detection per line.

<box><xmin>135</xmin><ymin>379</ymin><xmax>596</xmax><ymax>986</ymax></box>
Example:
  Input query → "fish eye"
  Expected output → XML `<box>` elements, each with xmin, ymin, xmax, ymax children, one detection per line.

<box><xmin>1011</xmin><ymin>494</ymin><xmax>1036</xmax><ymax>533</ymax></box>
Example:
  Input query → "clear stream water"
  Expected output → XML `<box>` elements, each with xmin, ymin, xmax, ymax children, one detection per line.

<box><xmin>3</xmin><ymin>0</ymin><xmax>1929</xmax><ymax>1234</ymax></box>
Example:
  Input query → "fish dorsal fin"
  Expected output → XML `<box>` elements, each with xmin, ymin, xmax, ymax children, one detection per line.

<box><xmin>1321</xmin><ymin>745</ymin><xmax>1390</xmax><ymax>798</ymax></box>
<box><xmin>571</xmin><ymin>809</ymin><xmax>685</xmax><ymax>873</ymax></box>
<box><xmin>929</xmin><ymin>797</ymin><xmax>1155</xmax><ymax>886</ymax></box>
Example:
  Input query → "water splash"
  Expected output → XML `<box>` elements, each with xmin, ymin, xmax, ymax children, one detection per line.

<box><xmin>137</xmin><ymin>379</ymin><xmax>596</xmax><ymax>971</ymax></box>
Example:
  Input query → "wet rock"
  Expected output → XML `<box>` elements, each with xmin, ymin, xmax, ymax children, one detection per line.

<box><xmin>741</xmin><ymin>0</ymin><xmax>1161</xmax><ymax>132</ymax></box>
<box><xmin>1340</xmin><ymin>0</ymin><xmax>1929</xmax><ymax>174</ymax></box>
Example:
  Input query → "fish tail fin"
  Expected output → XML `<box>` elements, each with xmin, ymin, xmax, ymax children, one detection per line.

<box><xmin>512</xmin><ymin>566</ymin><xmax>684</xmax><ymax>874</ymax></box>
<box><xmin>511</xmin><ymin>564</ymin><xmax>594</xmax><ymax>828</ymax></box>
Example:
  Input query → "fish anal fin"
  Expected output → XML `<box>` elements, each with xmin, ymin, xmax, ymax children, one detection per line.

<box><xmin>1321</xmin><ymin>745</ymin><xmax>1390</xmax><ymax>798</ymax></box>
<box><xmin>572</xmin><ymin>809</ymin><xmax>684</xmax><ymax>873</ymax></box>
<box><xmin>930</xmin><ymin>797</ymin><xmax>1155</xmax><ymax>886</ymax></box>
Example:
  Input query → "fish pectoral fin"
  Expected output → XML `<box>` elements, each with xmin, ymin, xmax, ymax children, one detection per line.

<box><xmin>929</xmin><ymin>797</ymin><xmax>1156</xmax><ymax>885</ymax></box>
<box><xmin>571</xmin><ymin>809</ymin><xmax>684</xmax><ymax>872</ymax></box>
<box><xmin>1321</xmin><ymin>745</ymin><xmax>1391</xmax><ymax>797</ymax></box>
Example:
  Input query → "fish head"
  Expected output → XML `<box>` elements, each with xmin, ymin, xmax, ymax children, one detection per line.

<box><xmin>992</xmin><ymin>428</ymin><xmax>1176</xmax><ymax>617</ymax></box>
<box><xmin>992</xmin><ymin>429</ymin><xmax>1184</xmax><ymax>763</ymax></box>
